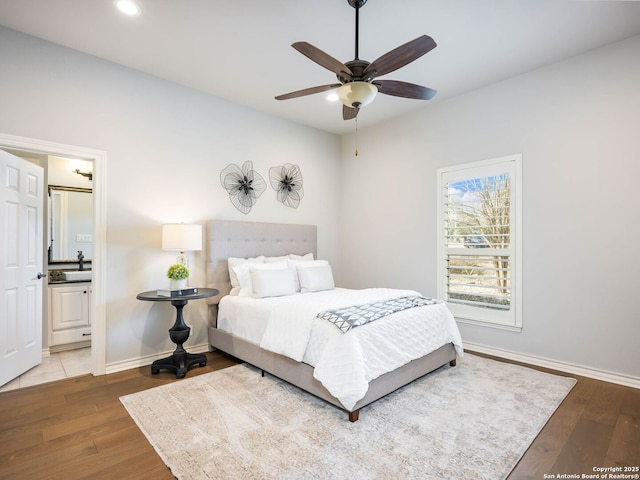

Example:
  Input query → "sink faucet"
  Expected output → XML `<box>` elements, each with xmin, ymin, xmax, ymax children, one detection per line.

<box><xmin>77</xmin><ymin>250</ymin><xmax>84</xmax><ymax>271</ymax></box>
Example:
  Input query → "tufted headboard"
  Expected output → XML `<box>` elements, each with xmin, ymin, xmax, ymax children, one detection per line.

<box><xmin>205</xmin><ymin>219</ymin><xmax>317</xmax><ymax>306</ymax></box>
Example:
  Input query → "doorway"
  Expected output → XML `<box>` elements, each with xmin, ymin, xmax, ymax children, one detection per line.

<box><xmin>0</xmin><ymin>133</ymin><xmax>106</xmax><ymax>379</ymax></box>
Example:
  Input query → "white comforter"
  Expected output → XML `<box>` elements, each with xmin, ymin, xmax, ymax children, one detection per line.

<box><xmin>258</xmin><ymin>288</ymin><xmax>463</xmax><ymax>410</ymax></box>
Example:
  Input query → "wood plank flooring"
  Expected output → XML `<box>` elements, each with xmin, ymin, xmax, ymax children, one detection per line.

<box><xmin>0</xmin><ymin>351</ymin><xmax>638</xmax><ymax>480</ymax></box>
<box><xmin>475</xmin><ymin>352</ymin><xmax>640</xmax><ymax>479</ymax></box>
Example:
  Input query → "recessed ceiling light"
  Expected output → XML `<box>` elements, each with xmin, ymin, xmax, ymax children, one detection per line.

<box><xmin>114</xmin><ymin>0</ymin><xmax>141</xmax><ymax>16</ymax></box>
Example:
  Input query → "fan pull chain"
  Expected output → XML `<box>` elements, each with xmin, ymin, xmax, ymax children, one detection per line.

<box><xmin>355</xmin><ymin>117</ymin><xmax>359</xmax><ymax>156</ymax></box>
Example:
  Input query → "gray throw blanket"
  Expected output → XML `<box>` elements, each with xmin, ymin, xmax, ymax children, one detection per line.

<box><xmin>317</xmin><ymin>295</ymin><xmax>442</xmax><ymax>333</ymax></box>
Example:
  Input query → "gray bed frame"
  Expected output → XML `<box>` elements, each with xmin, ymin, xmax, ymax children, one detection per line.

<box><xmin>206</xmin><ymin>219</ymin><xmax>457</xmax><ymax>422</ymax></box>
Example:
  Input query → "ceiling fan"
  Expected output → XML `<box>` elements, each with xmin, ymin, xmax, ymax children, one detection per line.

<box><xmin>275</xmin><ymin>0</ymin><xmax>438</xmax><ymax>121</ymax></box>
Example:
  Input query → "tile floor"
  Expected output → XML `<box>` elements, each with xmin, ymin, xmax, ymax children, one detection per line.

<box><xmin>0</xmin><ymin>347</ymin><xmax>91</xmax><ymax>393</ymax></box>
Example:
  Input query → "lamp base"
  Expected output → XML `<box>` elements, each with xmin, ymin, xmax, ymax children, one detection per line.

<box><xmin>176</xmin><ymin>251</ymin><xmax>188</xmax><ymax>267</ymax></box>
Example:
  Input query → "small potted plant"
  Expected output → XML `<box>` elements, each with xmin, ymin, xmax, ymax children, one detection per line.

<box><xmin>167</xmin><ymin>263</ymin><xmax>189</xmax><ymax>290</ymax></box>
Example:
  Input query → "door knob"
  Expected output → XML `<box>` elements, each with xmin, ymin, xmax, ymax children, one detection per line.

<box><xmin>37</xmin><ymin>272</ymin><xmax>47</xmax><ymax>279</ymax></box>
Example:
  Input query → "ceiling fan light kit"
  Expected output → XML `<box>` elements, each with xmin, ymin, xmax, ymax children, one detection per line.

<box><xmin>337</xmin><ymin>82</ymin><xmax>378</xmax><ymax>108</ymax></box>
<box><xmin>275</xmin><ymin>0</ymin><xmax>437</xmax><ymax>121</ymax></box>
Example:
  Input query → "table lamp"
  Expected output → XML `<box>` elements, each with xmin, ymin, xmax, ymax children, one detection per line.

<box><xmin>162</xmin><ymin>223</ymin><xmax>202</xmax><ymax>269</ymax></box>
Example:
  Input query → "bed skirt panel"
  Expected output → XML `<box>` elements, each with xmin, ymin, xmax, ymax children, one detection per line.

<box><xmin>209</xmin><ymin>326</ymin><xmax>456</xmax><ymax>415</ymax></box>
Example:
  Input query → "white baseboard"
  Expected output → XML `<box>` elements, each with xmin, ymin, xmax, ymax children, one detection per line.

<box><xmin>464</xmin><ymin>341</ymin><xmax>640</xmax><ymax>390</ymax></box>
<box><xmin>105</xmin><ymin>343</ymin><xmax>210</xmax><ymax>375</ymax></box>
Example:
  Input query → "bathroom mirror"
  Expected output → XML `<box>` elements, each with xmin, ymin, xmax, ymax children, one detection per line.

<box><xmin>48</xmin><ymin>185</ymin><xmax>93</xmax><ymax>264</ymax></box>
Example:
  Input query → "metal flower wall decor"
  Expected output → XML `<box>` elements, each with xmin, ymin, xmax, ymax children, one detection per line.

<box><xmin>220</xmin><ymin>161</ymin><xmax>266</xmax><ymax>214</ymax></box>
<box><xmin>269</xmin><ymin>163</ymin><xmax>304</xmax><ymax>209</ymax></box>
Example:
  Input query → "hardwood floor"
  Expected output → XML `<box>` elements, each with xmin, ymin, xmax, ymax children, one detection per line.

<box><xmin>472</xmin><ymin>352</ymin><xmax>640</xmax><ymax>479</ymax></box>
<box><xmin>0</xmin><ymin>351</ymin><xmax>638</xmax><ymax>480</ymax></box>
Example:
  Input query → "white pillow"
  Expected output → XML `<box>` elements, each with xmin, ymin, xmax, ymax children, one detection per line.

<box><xmin>265</xmin><ymin>253</ymin><xmax>314</xmax><ymax>262</ymax></box>
<box><xmin>265</xmin><ymin>255</ymin><xmax>289</xmax><ymax>263</ymax></box>
<box><xmin>298</xmin><ymin>264</ymin><xmax>335</xmax><ymax>293</ymax></box>
<box><xmin>233</xmin><ymin>261</ymin><xmax>289</xmax><ymax>297</ymax></box>
<box><xmin>228</xmin><ymin>256</ymin><xmax>265</xmax><ymax>295</ymax></box>
<box><xmin>289</xmin><ymin>253</ymin><xmax>314</xmax><ymax>261</ymax></box>
<box><xmin>251</xmin><ymin>268</ymin><xmax>296</xmax><ymax>298</ymax></box>
<box><xmin>287</xmin><ymin>259</ymin><xmax>328</xmax><ymax>292</ymax></box>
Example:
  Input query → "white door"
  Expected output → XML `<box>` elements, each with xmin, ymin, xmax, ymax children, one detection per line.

<box><xmin>0</xmin><ymin>149</ymin><xmax>44</xmax><ymax>387</ymax></box>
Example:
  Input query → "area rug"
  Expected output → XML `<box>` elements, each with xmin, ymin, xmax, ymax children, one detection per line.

<box><xmin>120</xmin><ymin>354</ymin><xmax>576</xmax><ymax>480</ymax></box>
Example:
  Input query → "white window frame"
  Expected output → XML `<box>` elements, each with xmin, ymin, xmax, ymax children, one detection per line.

<box><xmin>437</xmin><ymin>154</ymin><xmax>523</xmax><ymax>331</ymax></box>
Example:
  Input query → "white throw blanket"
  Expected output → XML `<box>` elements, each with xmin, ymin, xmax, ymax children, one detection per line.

<box><xmin>260</xmin><ymin>288</ymin><xmax>464</xmax><ymax>410</ymax></box>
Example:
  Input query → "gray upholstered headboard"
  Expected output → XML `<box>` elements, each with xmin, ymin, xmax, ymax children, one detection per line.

<box><xmin>205</xmin><ymin>219</ymin><xmax>317</xmax><ymax>305</ymax></box>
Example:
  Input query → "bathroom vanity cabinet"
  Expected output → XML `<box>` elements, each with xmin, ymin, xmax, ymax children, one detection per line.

<box><xmin>49</xmin><ymin>282</ymin><xmax>92</xmax><ymax>347</ymax></box>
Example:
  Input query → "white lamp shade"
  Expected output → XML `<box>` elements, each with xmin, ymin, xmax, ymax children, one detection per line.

<box><xmin>162</xmin><ymin>224</ymin><xmax>202</xmax><ymax>251</ymax></box>
<box><xmin>337</xmin><ymin>82</ymin><xmax>378</xmax><ymax>108</ymax></box>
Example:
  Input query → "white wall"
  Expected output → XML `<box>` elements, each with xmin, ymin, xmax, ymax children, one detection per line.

<box><xmin>3</xmin><ymin>24</ymin><xmax>638</xmax><ymax>382</ymax></box>
<box><xmin>0</xmin><ymin>26</ymin><xmax>342</xmax><ymax>368</ymax></box>
<box><xmin>340</xmin><ymin>35</ymin><xmax>640</xmax><ymax>380</ymax></box>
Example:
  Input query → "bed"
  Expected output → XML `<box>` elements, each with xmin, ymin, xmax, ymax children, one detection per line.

<box><xmin>206</xmin><ymin>219</ymin><xmax>463</xmax><ymax>422</ymax></box>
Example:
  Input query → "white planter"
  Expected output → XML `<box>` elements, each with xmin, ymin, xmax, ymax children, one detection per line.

<box><xmin>170</xmin><ymin>278</ymin><xmax>188</xmax><ymax>290</ymax></box>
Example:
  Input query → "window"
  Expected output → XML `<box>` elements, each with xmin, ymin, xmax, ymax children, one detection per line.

<box><xmin>437</xmin><ymin>154</ymin><xmax>522</xmax><ymax>330</ymax></box>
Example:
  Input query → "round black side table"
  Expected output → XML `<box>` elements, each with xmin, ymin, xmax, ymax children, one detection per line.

<box><xmin>136</xmin><ymin>288</ymin><xmax>218</xmax><ymax>378</ymax></box>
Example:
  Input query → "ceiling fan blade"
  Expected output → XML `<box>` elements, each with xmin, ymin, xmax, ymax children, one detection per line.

<box><xmin>343</xmin><ymin>105</ymin><xmax>359</xmax><ymax>120</ymax></box>
<box><xmin>375</xmin><ymin>80</ymin><xmax>437</xmax><ymax>100</ymax></box>
<box><xmin>292</xmin><ymin>42</ymin><xmax>354</xmax><ymax>76</ymax></box>
<box><xmin>275</xmin><ymin>84</ymin><xmax>342</xmax><ymax>101</ymax></box>
<box><xmin>363</xmin><ymin>35</ymin><xmax>437</xmax><ymax>79</ymax></box>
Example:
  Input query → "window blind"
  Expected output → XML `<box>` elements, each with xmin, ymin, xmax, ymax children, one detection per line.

<box><xmin>437</xmin><ymin>154</ymin><xmax>521</xmax><ymax>329</ymax></box>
